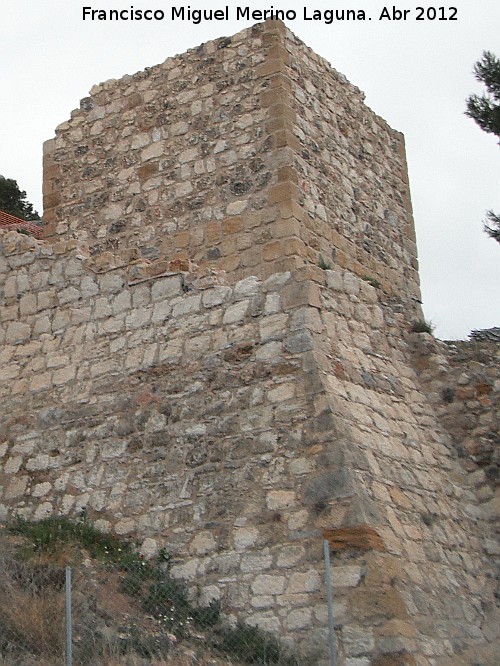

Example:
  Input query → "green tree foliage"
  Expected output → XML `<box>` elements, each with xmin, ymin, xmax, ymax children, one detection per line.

<box><xmin>465</xmin><ymin>51</ymin><xmax>500</xmax><ymax>243</ymax></box>
<box><xmin>0</xmin><ymin>175</ymin><xmax>40</xmax><ymax>221</ymax></box>
<box><xmin>466</xmin><ymin>51</ymin><xmax>500</xmax><ymax>140</ymax></box>
<box><xmin>484</xmin><ymin>210</ymin><xmax>500</xmax><ymax>242</ymax></box>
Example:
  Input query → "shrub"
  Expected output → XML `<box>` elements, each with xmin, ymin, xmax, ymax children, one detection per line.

<box><xmin>362</xmin><ymin>275</ymin><xmax>381</xmax><ymax>289</ymax></box>
<box><xmin>8</xmin><ymin>516</ymin><xmax>128</xmax><ymax>563</ymax></box>
<box><xmin>3</xmin><ymin>519</ymin><xmax>306</xmax><ymax>665</ymax></box>
<box><xmin>317</xmin><ymin>254</ymin><xmax>332</xmax><ymax>270</ymax></box>
<box><xmin>215</xmin><ymin>622</ymin><xmax>301</xmax><ymax>665</ymax></box>
<box><xmin>410</xmin><ymin>319</ymin><xmax>434</xmax><ymax>334</ymax></box>
<box><xmin>0</xmin><ymin>553</ymin><xmax>66</xmax><ymax>661</ymax></box>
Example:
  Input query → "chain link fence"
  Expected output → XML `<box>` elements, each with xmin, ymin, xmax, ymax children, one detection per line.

<box><xmin>0</xmin><ymin>520</ymin><xmax>332</xmax><ymax>666</ymax></box>
<box><xmin>0</xmin><ymin>551</ymin><xmax>66</xmax><ymax>665</ymax></box>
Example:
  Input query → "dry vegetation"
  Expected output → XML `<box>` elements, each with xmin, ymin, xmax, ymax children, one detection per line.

<box><xmin>0</xmin><ymin>546</ymin><xmax>236</xmax><ymax>665</ymax></box>
<box><xmin>0</xmin><ymin>555</ymin><xmax>66</xmax><ymax>663</ymax></box>
<box><xmin>0</xmin><ymin>520</ymin><xmax>305</xmax><ymax>666</ymax></box>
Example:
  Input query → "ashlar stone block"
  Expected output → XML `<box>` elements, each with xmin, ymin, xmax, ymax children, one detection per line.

<box><xmin>125</xmin><ymin>307</ymin><xmax>152</xmax><ymax>330</ymax></box>
<box><xmin>5</xmin><ymin>476</ymin><xmax>28</xmax><ymax>499</ymax></box>
<box><xmin>151</xmin><ymin>275</ymin><xmax>183</xmax><ymax>301</ymax></box>
<box><xmin>5</xmin><ymin>322</ymin><xmax>31</xmax><ymax>344</ymax></box>
<box><xmin>331</xmin><ymin>565</ymin><xmax>363</xmax><ymax>588</ymax></box>
<box><xmin>234</xmin><ymin>527</ymin><xmax>259</xmax><ymax>551</ymax></box>
<box><xmin>202</xmin><ymin>286</ymin><xmax>232</xmax><ymax>308</ymax></box>
<box><xmin>172</xmin><ymin>294</ymin><xmax>201</xmax><ymax>317</ymax></box>
<box><xmin>252</xmin><ymin>574</ymin><xmax>286</xmax><ymax>596</ymax></box>
<box><xmin>234</xmin><ymin>276</ymin><xmax>261</xmax><ymax>299</ymax></box>
<box><xmin>287</xmin><ymin>570</ymin><xmax>321</xmax><ymax>594</ymax></box>
<box><xmin>267</xmin><ymin>382</ymin><xmax>295</xmax><ymax>403</ymax></box>
<box><xmin>285</xmin><ymin>608</ymin><xmax>312</xmax><ymax>630</ymax></box>
<box><xmin>266</xmin><ymin>490</ymin><xmax>296</xmax><ymax>510</ymax></box>
<box><xmin>222</xmin><ymin>300</ymin><xmax>249</xmax><ymax>324</ymax></box>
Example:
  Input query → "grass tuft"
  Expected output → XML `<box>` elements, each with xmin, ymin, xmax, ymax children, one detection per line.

<box><xmin>2</xmin><ymin>518</ymin><xmax>307</xmax><ymax>665</ymax></box>
<box><xmin>410</xmin><ymin>319</ymin><xmax>434</xmax><ymax>334</ymax></box>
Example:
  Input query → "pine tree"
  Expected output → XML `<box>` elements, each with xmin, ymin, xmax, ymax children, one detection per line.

<box><xmin>484</xmin><ymin>210</ymin><xmax>500</xmax><ymax>242</ymax></box>
<box><xmin>465</xmin><ymin>51</ymin><xmax>500</xmax><ymax>243</ymax></box>
<box><xmin>466</xmin><ymin>51</ymin><xmax>500</xmax><ymax>140</ymax></box>
<box><xmin>0</xmin><ymin>175</ymin><xmax>40</xmax><ymax>221</ymax></box>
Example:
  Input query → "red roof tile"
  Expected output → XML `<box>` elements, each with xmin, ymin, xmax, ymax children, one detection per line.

<box><xmin>0</xmin><ymin>210</ymin><xmax>44</xmax><ymax>238</ymax></box>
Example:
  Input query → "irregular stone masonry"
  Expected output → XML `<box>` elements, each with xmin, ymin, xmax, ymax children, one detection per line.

<box><xmin>409</xmin><ymin>334</ymin><xmax>500</xmax><ymax>549</ymax></box>
<box><xmin>1</xmin><ymin>19</ymin><xmax>499</xmax><ymax>666</ymax></box>
<box><xmin>43</xmin><ymin>20</ymin><xmax>419</xmax><ymax>302</ymax></box>
<box><xmin>1</xmin><ymin>227</ymin><xmax>498</xmax><ymax>663</ymax></box>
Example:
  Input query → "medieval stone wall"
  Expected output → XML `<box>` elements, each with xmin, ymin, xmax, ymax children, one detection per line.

<box><xmin>42</xmin><ymin>21</ymin><xmax>420</xmax><ymax>304</ymax></box>
<box><xmin>410</xmin><ymin>333</ymin><xmax>500</xmax><ymax>549</ymax></box>
<box><xmin>284</xmin><ymin>33</ymin><xmax>420</xmax><ymax>301</ymax></box>
<box><xmin>0</xmin><ymin>229</ymin><xmax>334</xmax><ymax>656</ymax></box>
<box><xmin>1</xmin><ymin>19</ymin><xmax>498</xmax><ymax>666</ymax></box>
<box><xmin>43</xmin><ymin>22</ymin><xmax>303</xmax><ymax>281</ymax></box>
<box><xmin>315</xmin><ymin>276</ymin><xmax>498</xmax><ymax>664</ymax></box>
<box><xmin>1</xmin><ymin>227</ymin><xmax>498</xmax><ymax>663</ymax></box>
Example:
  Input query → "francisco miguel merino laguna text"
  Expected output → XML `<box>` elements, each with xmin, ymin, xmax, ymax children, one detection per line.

<box><xmin>82</xmin><ymin>6</ymin><xmax>459</xmax><ymax>22</ymax></box>
<box><xmin>83</xmin><ymin>6</ymin><xmax>374</xmax><ymax>23</ymax></box>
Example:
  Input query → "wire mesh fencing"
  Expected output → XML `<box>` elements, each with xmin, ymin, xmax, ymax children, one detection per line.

<box><xmin>0</xmin><ymin>542</ymin><xmax>315</xmax><ymax>666</ymax></box>
<box><xmin>0</xmin><ymin>551</ymin><xmax>65</xmax><ymax>664</ymax></box>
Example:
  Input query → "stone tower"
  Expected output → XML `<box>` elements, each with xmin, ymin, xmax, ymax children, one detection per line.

<box><xmin>1</xmin><ymin>20</ymin><xmax>498</xmax><ymax>665</ymax></box>
<box><xmin>43</xmin><ymin>20</ymin><xmax>419</xmax><ymax>305</ymax></box>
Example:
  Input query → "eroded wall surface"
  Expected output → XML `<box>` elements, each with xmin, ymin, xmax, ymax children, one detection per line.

<box><xmin>1</xmin><ymin>19</ymin><xmax>498</xmax><ymax>666</ymax></box>
<box><xmin>43</xmin><ymin>22</ymin><xmax>299</xmax><ymax>279</ymax></box>
<box><xmin>1</xmin><ymin>229</ymin><xmax>498</xmax><ymax>663</ymax></box>
<box><xmin>0</xmin><ymin>230</ymin><xmax>345</xmax><ymax>659</ymax></box>
<box><xmin>42</xmin><ymin>21</ymin><xmax>420</xmax><ymax>304</ymax></box>
<box><xmin>284</xmin><ymin>29</ymin><xmax>420</xmax><ymax>300</ymax></box>
<box><xmin>410</xmin><ymin>334</ymin><xmax>500</xmax><ymax>548</ymax></box>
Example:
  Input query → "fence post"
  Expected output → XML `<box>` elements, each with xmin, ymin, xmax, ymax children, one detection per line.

<box><xmin>323</xmin><ymin>540</ymin><xmax>337</xmax><ymax>666</ymax></box>
<box><xmin>65</xmin><ymin>566</ymin><xmax>73</xmax><ymax>666</ymax></box>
